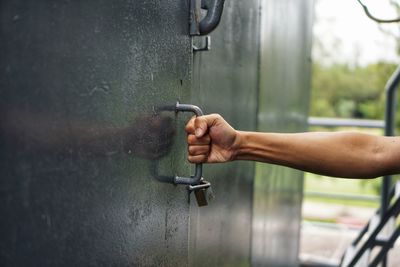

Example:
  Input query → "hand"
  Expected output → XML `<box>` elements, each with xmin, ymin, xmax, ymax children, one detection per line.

<box><xmin>185</xmin><ymin>114</ymin><xmax>239</xmax><ymax>163</ymax></box>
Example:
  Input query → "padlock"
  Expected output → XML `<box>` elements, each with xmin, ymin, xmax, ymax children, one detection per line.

<box><xmin>191</xmin><ymin>180</ymin><xmax>214</xmax><ymax>207</ymax></box>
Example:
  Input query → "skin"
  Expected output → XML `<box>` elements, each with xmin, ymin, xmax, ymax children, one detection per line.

<box><xmin>185</xmin><ymin>114</ymin><xmax>400</xmax><ymax>179</ymax></box>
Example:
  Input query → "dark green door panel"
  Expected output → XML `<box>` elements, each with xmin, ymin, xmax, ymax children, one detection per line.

<box><xmin>0</xmin><ymin>1</ymin><xmax>192</xmax><ymax>266</ymax></box>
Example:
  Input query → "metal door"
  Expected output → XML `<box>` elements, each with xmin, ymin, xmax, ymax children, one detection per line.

<box><xmin>252</xmin><ymin>0</ymin><xmax>314</xmax><ymax>266</ymax></box>
<box><xmin>0</xmin><ymin>1</ymin><xmax>314</xmax><ymax>266</ymax></box>
<box><xmin>190</xmin><ymin>0</ymin><xmax>260</xmax><ymax>266</ymax></box>
<box><xmin>0</xmin><ymin>1</ymin><xmax>192</xmax><ymax>266</ymax></box>
<box><xmin>190</xmin><ymin>0</ymin><xmax>313</xmax><ymax>266</ymax></box>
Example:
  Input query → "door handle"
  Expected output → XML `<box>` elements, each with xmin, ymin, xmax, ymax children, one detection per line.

<box><xmin>155</xmin><ymin>102</ymin><xmax>205</xmax><ymax>186</ymax></box>
<box><xmin>190</xmin><ymin>0</ymin><xmax>226</xmax><ymax>36</ymax></box>
<box><xmin>174</xmin><ymin>102</ymin><xmax>204</xmax><ymax>185</ymax></box>
<box><xmin>199</xmin><ymin>0</ymin><xmax>226</xmax><ymax>35</ymax></box>
<box><xmin>153</xmin><ymin>102</ymin><xmax>214</xmax><ymax>206</ymax></box>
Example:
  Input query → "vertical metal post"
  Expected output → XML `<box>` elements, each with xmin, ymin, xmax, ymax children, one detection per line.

<box><xmin>382</xmin><ymin>64</ymin><xmax>400</xmax><ymax>267</ymax></box>
<box><xmin>189</xmin><ymin>0</ymin><xmax>200</xmax><ymax>35</ymax></box>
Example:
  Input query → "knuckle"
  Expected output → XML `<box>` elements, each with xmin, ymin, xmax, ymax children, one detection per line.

<box><xmin>188</xmin><ymin>145</ymin><xmax>195</xmax><ymax>154</ymax></box>
<box><xmin>199</xmin><ymin>136</ymin><xmax>210</xmax><ymax>145</ymax></box>
<box><xmin>188</xmin><ymin>155</ymin><xmax>206</xmax><ymax>163</ymax></box>
<box><xmin>189</xmin><ymin>156</ymin><xmax>199</xmax><ymax>163</ymax></box>
<box><xmin>199</xmin><ymin>145</ymin><xmax>209</xmax><ymax>153</ymax></box>
<box><xmin>211</xmin><ymin>113</ymin><xmax>222</xmax><ymax>119</ymax></box>
<box><xmin>187</xmin><ymin>134</ymin><xmax>194</xmax><ymax>144</ymax></box>
<box><xmin>185</xmin><ymin>124</ymin><xmax>194</xmax><ymax>133</ymax></box>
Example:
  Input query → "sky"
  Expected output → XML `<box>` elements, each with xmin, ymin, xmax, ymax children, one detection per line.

<box><xmin>313</xmin><ymin>0</ymin><xmax>400</xmax><ymax>66</ymax></box>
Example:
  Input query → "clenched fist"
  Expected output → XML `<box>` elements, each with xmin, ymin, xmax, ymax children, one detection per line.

<box><xmin>185</xmin><ymin>114</ymin><xmax>240</xmax><ymax>163</ymax></box>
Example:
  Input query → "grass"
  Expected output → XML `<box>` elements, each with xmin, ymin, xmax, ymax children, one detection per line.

<box><xmin>304</xmin><ymin>195</ymin><xmax>379</xmax><ymax>208</ymax></box>
<box><xmin>304</xmin><ymin>172</ymin><xmax>381</xmax><ymax>195</ymax></box>
<box><xmin>304</xmin><ymin>172</ymin><xmax>382</xmax><ymax>208</ymax></box>
<box><xmin>303</xmin><ymin>126</ymin><xmax>400</xmax><ymax>209</ymax></box>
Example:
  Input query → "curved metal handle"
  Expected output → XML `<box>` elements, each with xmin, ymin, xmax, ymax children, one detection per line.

<box><xmin>189</xmin><ymin>0</ymin><xmax>226</xmax><ymax>36</ymax></box>
<box><xmin>152</xmin><ymin>102</ymin><xmax>205</xmax><ymax>186</ymax></box>
<box><xmin>174</xmin><ymin>102</ymin><xmax>204</xmax><ymax>185</ymax></box>
<box><xmin>199</xmin><ymin>0</ymin><xmax>226</xmax><ymax>35</ymax></box>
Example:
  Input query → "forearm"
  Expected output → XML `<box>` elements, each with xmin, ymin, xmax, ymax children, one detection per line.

<box><xmin>234</xmin><ymin>131</ymin><xmax>399</xmax><ymax>178</ymax></box>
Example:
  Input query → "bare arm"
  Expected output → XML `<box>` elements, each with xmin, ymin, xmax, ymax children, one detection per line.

<box><xmin>185</xmin><ymin>114</ymin><xmax>400</xmax><ymax>179</ymax></box>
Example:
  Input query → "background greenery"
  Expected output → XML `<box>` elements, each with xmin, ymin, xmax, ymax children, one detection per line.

<box><xmin>311</xmin><ymin>61</ymin><xmax>398</xmax><ymax>121</ymax></box>
<box><xmin>306</xmin><ymin>61</ymin><xmax>399</xmax><ymax>201</ymax></box>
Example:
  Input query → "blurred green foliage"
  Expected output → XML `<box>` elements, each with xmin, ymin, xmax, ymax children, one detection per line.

<box><xmin>310</xmin><ymin>61</ymin><xmax>398</xmax><ymax>123</ymax></box>
<box><xmin>309</xmin><ymin>61</ymin><xmax>400</xmax><ymax>196</ymax></box>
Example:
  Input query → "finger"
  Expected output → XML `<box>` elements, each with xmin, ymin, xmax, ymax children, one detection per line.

<box><xmin>185</xmin><ymin>116</ymin><xmax>196</xmax><ymax>134</ymax></box>
<box><xmin>187</xmin><ymin>134</ymin><xmax>211</xmax><ymax>145</ymax></box>
<box><xmin>188</xmin><ymin>145</ymin><xmax>210</xmax><ymax>156</ymax></box>
<box><xmin>188</xmin><ymin>154</ymin><xmax>208</xmax><ymax>164</ymax></box>
<box><xmin>194</xmin><ymin>114</ymin><xmax>222</xmax><ymax>137</ymax></box>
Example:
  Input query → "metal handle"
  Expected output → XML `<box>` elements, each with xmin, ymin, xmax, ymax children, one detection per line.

<box><xmin>174</xmin><ymin>102</ymin><xmax>204</xmax><ymax>185</ymax></box>
<box><xmin>199</xmin><ymin>0</ymin><xmax>226</xmax><ymax>35</ymax></box>
<box><xmin>189</xmin><ymin>0</ymin><xmax>226</xmax><ymax>36</ymax></box>
<box><xmin>154</xmin><ymin>102</ymin><xmax>205</xmax><ymax>185</ymax></box>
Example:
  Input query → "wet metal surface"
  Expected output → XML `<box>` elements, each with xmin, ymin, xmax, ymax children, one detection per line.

<box><xmin>190</xmin><ymin>0</ymin><xmax>260</xmax><ymax>266</ymax></box>
<box><xmin>252</xmin><ymin>0</ymin><xmax>314</xmax><ymax>266</ymax></box>
<box><xmin>0</xmin><ymin>0</ymin><xmax>314</xmax><ymax>266</ymax></box>
<box><xmin>0</xmin><ymin>1</ymin><xmax>192</xmax><ymax>266</ymax></box>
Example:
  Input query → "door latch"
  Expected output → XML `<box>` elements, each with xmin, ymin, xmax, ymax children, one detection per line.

<box><xmin>189</xmin><ymin>0</ymin><xmax>226</xmax><ymax>36</ymax></box>
<box><xmin>193</xmin><ymin>35</ymin><xmax>211</xmax><ymax>52</ymax></box>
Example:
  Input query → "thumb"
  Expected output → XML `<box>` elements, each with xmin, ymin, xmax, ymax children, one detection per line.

<box><xmin>194</xmin><ymin>114</ymin><xmax>220</xmax><ymax>138</ymax></box>
<box><xmin>194</xmin><ymin>116</ymin><xmax>208</xmax><ymax>138</ymax></box>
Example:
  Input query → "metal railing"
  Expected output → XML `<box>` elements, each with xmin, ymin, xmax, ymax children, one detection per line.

<box><xmin>305</xmin><ymin>191</ymin><xmax>380</xmax><ymax>203</ymax></box>
<box><xmin>308</xmin><ymin>117</ymin><xmax>384</xmax><ymax>129</ymax></box>
<box><xmin>305</xmin><ymin>64</ymin><xmax>400</xmax><ymax>267</ymax></box>
<box><xmin>380</xmin><ymin>65</ymin><xmax>400</xmax><ymax>267</ymax></box>
<box><xmin>340</xmin><ymin>182</ymin><xmax>400</xmax><ymax>267</ymax></box>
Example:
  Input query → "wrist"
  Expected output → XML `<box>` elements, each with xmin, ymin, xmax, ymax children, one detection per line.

<box><xmin>230</xmin><ymin>130</ymin><xmax>246</xmax><ymax>161</ymax></box>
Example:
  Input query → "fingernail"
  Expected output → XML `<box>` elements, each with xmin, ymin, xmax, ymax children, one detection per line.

<box><xmin>195</xmin><ymin>128</ymin><xmax>202</xmax><ymax>137</ymax></box>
